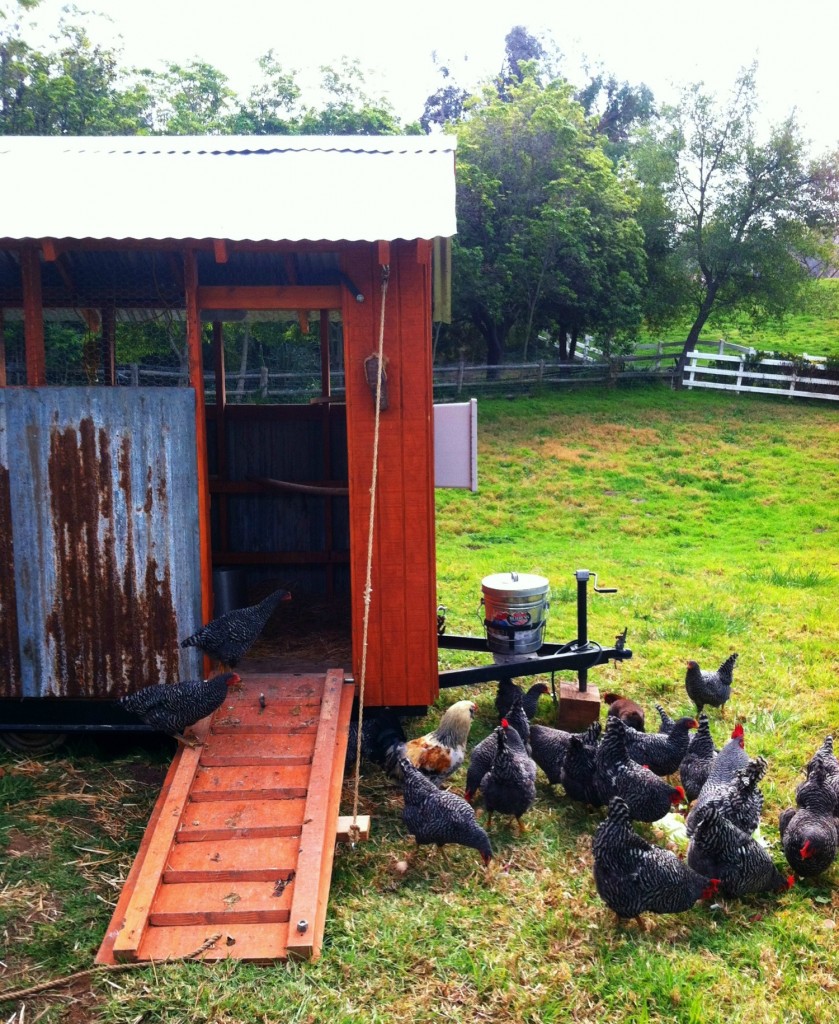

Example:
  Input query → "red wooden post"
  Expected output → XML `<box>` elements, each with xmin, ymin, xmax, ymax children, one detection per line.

<box><xmin>184</xmin><ymin>250</ymin><xmax>214</xmax><ymax>634</ymax></box>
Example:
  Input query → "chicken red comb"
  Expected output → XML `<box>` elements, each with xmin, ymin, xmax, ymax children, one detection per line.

<box><xmin>786</xmin><ymin>875</ymin><xmax>795</xmax><ymax>889</ymax></box>
<box><xmin>701</xmin><ymin>878</ymin><xmax>720</xmax><ymax>900</ymax></box>
<box><xmin>500</xmin><ymin>718</ymin><xmax>509</xmax><ymax>729</ymax></box>
<box><xmin>731</xmin><ymin>723</ymin><xmax>744</xmax><ymax>739</ymax></box>
<box><xmin>800</xmin><ymin>839</ymin><xmax>813</xmax><ymax>859</ymax></box>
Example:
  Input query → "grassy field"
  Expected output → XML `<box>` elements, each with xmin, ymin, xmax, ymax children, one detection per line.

<box><xmin>640</xmin><ymin>278</ymin><xmax>839</xmax><ymax>360</ymax></box>
<box><xmin>2</xmin><ymin>383</ymin><xmax>839</xmax><ymax>1023</ymax></box>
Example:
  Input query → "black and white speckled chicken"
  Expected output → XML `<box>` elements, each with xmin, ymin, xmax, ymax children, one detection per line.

<box><xmin>685</xmin><ymin>722</ymin><xmax>748</xmax><ymax>821</ymax></box>
<box><xmin>503</xmin><ymin>692</ymin><xmax>532</xmax><ymax>750</ymax></box>
<box><xmin>687</xmin><ymin>749</ymin><xmax>767</xmax><ymax>836</ymax></box>
<box><xmin>477</xmin><ymin>723</ymin><xmax>537</xmax><ymax>832</ymax></box>
<box><xmin>464</xmin><ymin>716</ymin><xmax>528</xmax><ymax>803</ymax></box>
<box><xmin>655</xmin><ymin>703</ymin><xmax>677</xmax><ymax>734</ymax></box>
<box><xmin>595</xmin><ymin>717</ymin><xmax>686</xmax><ymax>822</ymax></box>
<box><xmin>685</xmin><ymin>652</ymin><xmax>738</xmax><ymax>715</ymax></box>
<box><xmin>623</xmin><ymin>716</ymin><xmax>697</xmax><ymax>777</ymax></box>
<box><xmin>529</xmin><ymin>720</ymin><xmax>600</xmax><ymax>787</ymax></box>
<box><xmin>802</xmin><ymin>734</ymin><xmax>839</xmax><ymax>813</ymax></box>
<box><xmin>679</xmin><ymin>712</ymin><xmax>719</xmax><ymax>802</ymax></box>
<box><xmin>494</xmin><ymin>679</ymin><xmax>550</xmax><ymax>722</ymax></box>
<box><xmin>181</xmin><ymin>588</ymin><xmax>291</xmax><ymax>669</ymax></box>
<box><xmin>345</xmin><ymin>711</ymin><xmax>407</xmax><ymax>773</ymax></box>
<box><xmin>779</xmin><ymin>759</ymin><xmax>839</xmax><ymax>877</ymax></box>
<box><xmin>593</xmin><ymin>796</ymin><xmax>720</xmax><ymax>927</ymax></box>
<box><xmin>399</xmin><ymin>757</ymin><xmax>493</xmax><ymax>866</ymax></box>
<box><xmin>119</xmin><ymin>672</ymin><xmax>241</xmax><ymax>746</ymax></box>
<box><xmin>560</xmin><ymin>727</ymin><xmax>603</xmax><ymax>806</ymax></box>
<box><xmin>688</xmin><ymin>803</ymin><xmax>793</xmax><ymax>898</ymax></box>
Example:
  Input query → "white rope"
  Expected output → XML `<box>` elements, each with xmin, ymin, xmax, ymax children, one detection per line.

<box><xmin>349</xmin><ymin>264</ymin><xmax>390</xmax><ymax>842</ymax></box>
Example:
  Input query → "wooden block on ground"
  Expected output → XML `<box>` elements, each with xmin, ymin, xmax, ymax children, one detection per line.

<box><xmin>555</xmin><ymin>681</ymin><xmax>601</xmax><ymax>731</ymax></box>
<box><xmin>336</xmin><ymin>815</ymin><xmax>371</xmax><ymax>842</ymax></box>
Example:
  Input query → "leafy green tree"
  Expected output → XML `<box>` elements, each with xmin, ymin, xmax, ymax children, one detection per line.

<box><xmin>635</xmin><ymin>65</ymin><xmax>839</xmax><ymax>370</ymax></box>
<box><xmin>451</xmin><ymin>70</ymin><xmax>646</xmax><ymax>368</ymax></box>
<box><xmin>1</xmin><ymin>2</ymin><xmax>150</xmax><ymax>134</ymax></box>
<box><xmin>229</xmin><ymin>50</ymin><xmax>301</xmax><ymax>134</ymax></box>
<box><xmin>143</xmin><ymin>60</ymin><xmax>235</xmax><ymax>135</ymax></box>
<box><xmin>297</xmin><ymin>57</ymin><xmax>411</xmax><ymax>135</ymax></box>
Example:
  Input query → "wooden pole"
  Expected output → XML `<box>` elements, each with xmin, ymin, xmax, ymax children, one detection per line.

<box><xmin>213</xmin><ymin>320</ymin><xmax>229</xmax><ymax>558</ymax></box>
<box><xmin>184</xmin><ymin>250</ymin><xmax>214</xmax><ymax>634</ymax></box>
<box><xmin>21</xmin><ymin>248</ymin><xmax>46</xmax><ymax>386</ymax></box>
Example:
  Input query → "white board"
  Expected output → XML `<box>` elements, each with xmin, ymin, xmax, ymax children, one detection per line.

<box><xmin>433</xmin><ymin>398</ymin><xmax>478</xmax><ymax>491</ymax></box>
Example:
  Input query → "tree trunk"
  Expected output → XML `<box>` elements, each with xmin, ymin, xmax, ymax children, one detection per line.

<box><xmin>486</xmin><ymin>324</ymin><xmax>503</xmax><ymax>380</ymax></box>
<box><xmin>568</xmin><ymin>326</ymin><xmax>580</xmax><ymax>361</ymax></box>
<box><xmin>558</xmin><ymin>324</ymin><xmax>569</xmax><ymax>362</ymax></box>
<box><xmin>236</xmin><ymin>321</ymin><xmax>250</xmax><ymax>396</ymax></box>
<box><xmin>676</xmin><ymin>284</ymin><xmax>718</xmax><ymax>381</ymax></box>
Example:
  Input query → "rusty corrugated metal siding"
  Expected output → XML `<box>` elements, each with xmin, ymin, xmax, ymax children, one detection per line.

<box><xmin>0</xmin><ymin>388</ymin><xmax>203</xmax><ymax>699</ymax></box>
<box><xmin>0</xmin><ymin>401</ymin><xmax>22</xmax><ymax>693</ymax></box>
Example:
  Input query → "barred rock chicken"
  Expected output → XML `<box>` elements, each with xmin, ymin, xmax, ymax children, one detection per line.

<box><xmin>561</xmin><ymin>728</ymin><xmax>604</xmax><ymax>806</ymax></box>
<box><xmin>679</xmin><ymin>712</ymin><xmax>719</xmax><ymax>802</ymax></box>
<box><xmin>344</xmin><ymin>711</ymin><xmax>407</xmax><ymax>773</ymax></box>
<box><xmin>465</xmin><ymin>716</ymin><xmax>528</xmax><ymax>803</ymax></box>
<box><xmin>603</xmin><ymin>692</ymin><xmax>645</xmax><ymax>731</ymax></box>
<box><xmin>685</xmin><ymin>722</ymin><xmax>749</xmax><ymax>822</ymax></box>
<box><xmin>119</xmin><ymin>672</ymin><xmax>241</xmax><ymax>746</ymax></box>
<box><xmin>399</xmin><ymin>757</ymin><xmax>493</xmax><ymax>867</ymax></box>
<box><xmin>503</xmin><ymin>692</ymin><xmax>532</xmax><ymax>750</ymax></box>
<box><xmin>360</xmin><ymin>699</ymin><xmax>476</xmax><ymax>786</ymax></box>
<box><xmin>623</xmin><ymin>716</ymin><xmax>697</xmax><ymax>777</ymax></box>
<box><xmin>685</xmin><ymin>652</ymin><xmax>738</xmax><ymax>715</ymax></box>
<box><xmin>593</xmin><ymin>796</ymin><xmax>720</xmax><ymax>927</ymax></box>
<box><xmin>655</xmin><ymin>703</ymin><xmax>677</xmax><ymax>734</ymax></box>
<box><xmin>477</xmin><ymin>723</ymin><xmax>537</xmax><ymax>832</ymax></box>
<box><xmin>802</xmin><ymin>735</ymin><xmax>839</xmax><ymax>813</ymax></box>
<box><xmin>595</xmin><ymin>717</ymin><xmax>686</xmax><ymax>822</ymax></box>
<box><xmin>779</xmin><ymin>759</ymin><xmax>839</xmax><ymax>877</ymax></box>
<box><xmin>494</xmin><ymin>679</ymin><xmax>550</xmax><ymax>722</ymax></box>
<box><xmin>181</xmin><ymin>588</ymin><xmax>291</xmax><ymax>669</ymax></box>
<box><xmin>529</xmin><ymin>720</ymin><xmax>600</xmax><ymax>787</ymax></box>
<box><xmin>687</xmin><ymin>751</ymin><xmax>767</xmax><ymax>837</ymax></box>
<box><xmin>688</xmin><ymin>804</ymin><xmax>793</xmax><ymax>898</ymax></box>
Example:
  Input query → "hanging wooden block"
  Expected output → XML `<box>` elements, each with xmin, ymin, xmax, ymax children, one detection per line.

<box><xmin>363</xmin><ymin>353</ymin><xmax>388</xmax><ymax>410</ymax></box>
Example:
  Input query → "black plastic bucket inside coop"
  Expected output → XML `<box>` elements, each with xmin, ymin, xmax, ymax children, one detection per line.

<box><xmin>212</xmin><ymin>568</ymin><xmax>247</xmax><ymax>617</ymax></box>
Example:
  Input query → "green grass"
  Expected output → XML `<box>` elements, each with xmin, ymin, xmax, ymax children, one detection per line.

<box><xmin>640</xmin><ymin>278</ymin><xmax>839</xmax><ymax>359</ymax></box>
<box><xmin>2</xmin><ymin>384</ymin><xmax>839</xmax><ymax>1023</ymax></box>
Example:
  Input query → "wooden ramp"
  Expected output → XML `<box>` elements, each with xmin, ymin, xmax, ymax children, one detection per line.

<box><xmin>97</xmin><ymin>668</ymin><xmax>364</xmax><ymax>963</ymax></box>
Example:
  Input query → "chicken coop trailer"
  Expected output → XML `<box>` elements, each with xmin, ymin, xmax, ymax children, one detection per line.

<box><xmin>0</xmin><ymin>135</ymin><xmax>456</xmax><ymax>740</ymax></box>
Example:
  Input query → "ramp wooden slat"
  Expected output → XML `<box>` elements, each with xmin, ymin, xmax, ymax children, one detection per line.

<box><xmin>97</xmin><ymin>669</ymin><xmax>357</xmax><ymax>965</ymax></box>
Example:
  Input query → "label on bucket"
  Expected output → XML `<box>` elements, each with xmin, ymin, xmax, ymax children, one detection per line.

<box><xmin>490</xmin><ymin>610</ymin><xmax>532</xmax><ymax>627</ymax></box>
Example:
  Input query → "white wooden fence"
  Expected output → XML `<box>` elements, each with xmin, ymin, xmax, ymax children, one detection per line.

<box><xmin>684</xmin><ymin>350</ymin><xmax>838</xmax><ymax>401</ymax></box>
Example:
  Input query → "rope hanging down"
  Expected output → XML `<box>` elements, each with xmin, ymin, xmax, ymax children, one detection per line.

<box><xmin>349</xmin><ymin>263</ymin><xmax>390</xmax><ymax>845</ymax></box>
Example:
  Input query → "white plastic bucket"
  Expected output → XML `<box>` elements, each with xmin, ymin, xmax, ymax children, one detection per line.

<box><xmin>481</xmin><ymin>571</ymin><xmax>550</xmax><ymax>654</ymax></box>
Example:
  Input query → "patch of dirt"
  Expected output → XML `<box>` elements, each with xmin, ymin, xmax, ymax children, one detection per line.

<box><xmin>124</xmin><ymin>763</ymin><xmax>167</xmax><ymax>788</ymax></box>
<box><xmin>4</xmin><ymin>829</ymin><xmax>52</xmax><ymax>859</ymax></box>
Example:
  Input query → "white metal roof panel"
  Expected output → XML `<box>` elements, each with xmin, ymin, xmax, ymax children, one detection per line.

<box><xmin>0</xmin><ymin>135</ymin><xmax>458</xmax><ymax>243</ymax></box>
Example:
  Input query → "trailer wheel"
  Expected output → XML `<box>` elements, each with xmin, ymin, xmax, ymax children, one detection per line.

<box><xmin>0</xmin><ymin>731</ymin><xmax>67</xmax><ymax>755</ymax></box>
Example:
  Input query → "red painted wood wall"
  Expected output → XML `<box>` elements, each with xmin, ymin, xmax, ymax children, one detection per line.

<box><xmin>341</xmin><ymin>241</ymin><xmax>439</xmax><ymax>709</ymax></box>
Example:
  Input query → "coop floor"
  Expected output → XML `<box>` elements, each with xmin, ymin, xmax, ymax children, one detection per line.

<box><xmin>96</xmin><ymin>668</ymin><xmax>357</xmax><ymax>963</ymax></box>
<box><xmin>238</xmin><ymin>592</ymin><xmax>353</xmax><ymax>674</ymax></box>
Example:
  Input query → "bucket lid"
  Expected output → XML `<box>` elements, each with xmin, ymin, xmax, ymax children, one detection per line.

<box><xmin>481</xmin><ymin>571</ymin><xmax>550</xmax><ymax>596</ymax></box>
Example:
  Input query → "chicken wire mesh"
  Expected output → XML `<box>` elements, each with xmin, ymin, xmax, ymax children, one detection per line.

<box><xmin>0</xmin><ymin>247</ymin><xmax>346</xmax><ymax>402</ymax></box>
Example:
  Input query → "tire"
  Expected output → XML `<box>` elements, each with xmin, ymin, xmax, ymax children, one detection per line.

<box><xmin>0</xmin><ymin>731</ymin><xmax>67</xmax><ymax>755</ymax></box>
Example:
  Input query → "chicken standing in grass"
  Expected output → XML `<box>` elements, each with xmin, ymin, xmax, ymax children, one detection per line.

<box><xmin>623</xmin><ymin>716</ymin><xmax>698</xmax><ymax>777</ymax></box>
<box><xmin>399</xmin><ymin>757</ymin><xmax>493</xmax><ymax>867</ymax></box>
<box><xmin>119</xmin><ymin>672</ymin><xmax>241</xmax><ymax>747</ymax></box>
<box><xmin>592</xmin><ymin>796</ymin><xmax>720</xmax><ymax>928</ymax></box>
<box><xmin>802</xmin><ymin>735</ymin><xmax>839</xmax><ymax>813</ymax></box>
<box><xmin>687</xmin><ymin>751</ymin><xmax>767</xmax><ymax>837</ymax></box>
<box><xmin>685</xmin><ymin>652</ymin><xmax>738</xmax><ymax>716</ymax></box>
<box><xmin>688</xmin><ymin>804</ymin><xmax>793</xmax><ymax>897</ymax></box>
<box><xmin>465</xmin><ymin>715</ymin><xmax>528</xmax><ymax>803</ymax></box>
<box><xmin>478</xmin><ymin>722</ymin><xmax>537</xmax><ymax>832</ymax></box>
<box><xmin>561</xmin><ymin>728</ymin><xmax>604</xmax><ymax>806</ymax></box>
<box><xmin>655</xmin><ymin>703</ymin><xmax>677</xmax><ymax>734</ymax></box>
<box><xmin>603</xmin><ymin>692</ymin><xmax>645</xmax><ymax>731</ymax></box>
<box><xmin>679</xmin><ymin>712</ymin><xmax>719</xmax><ymax>802</ymax></box>
<box><xmin>181</xmin><ymin>588</ymin><xmax>291</xmax><ymax>670</ymax></box>
<box><xmin>595</xmin><ymin>717</ymin><xmax>686</xmax><ymax>822</ymax></box>
<box><xmin>529</xmin><ymin>720</ymin><xmax>600</xmax><ymax>787</ymax></box>
<box><xmin>358</xmin><ymin>699</ymin><xmax>476</xmax><ymax>787</ymax></box>
<box><xmin>779</xmin><ymin>759</ymin><xmax>839</xmax><ymax>877</ymax></box>
<box><xmin>494</xmin><ymin>678</ymin><xmax>550</xmax><ymax>721</ymax></box>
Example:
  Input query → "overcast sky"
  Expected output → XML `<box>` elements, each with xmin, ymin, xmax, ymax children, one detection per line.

<box><xmin>24</xmin><ymin>0</ymin><xmax>839</xmax><ymax>154</ymax></box>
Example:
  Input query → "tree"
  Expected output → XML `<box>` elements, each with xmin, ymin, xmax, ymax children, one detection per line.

<box><xmin>451</xmin><ymin>70</ymin><xmax>647</xmax><ymax>369</ymax></box>
<box><xmin>636</xmin><ymin>65</ymin><xmax>839</xmax><ymax>371</ymax></box>
<box><xmin>229</xmin><ymin>51</ymin><xmax>301</xmax><ymax>134</ymax></box>
<box><xmin>297</xmin><ymin>57</ymin><xmax>411</xmax><ymax>135</ymax></box>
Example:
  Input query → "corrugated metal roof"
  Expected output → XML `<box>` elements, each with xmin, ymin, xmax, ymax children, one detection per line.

<box><xmin>0</xmin><ymin>135</ymin><xmax>458</xmax><ymax>243</ymax></box>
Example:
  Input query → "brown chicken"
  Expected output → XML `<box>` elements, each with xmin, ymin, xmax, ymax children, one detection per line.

<box><xmin>369</xmin><ymin>699</ymin><xmax>477</xmax><ymax>786</ymax></box>
<box><xmin>603</xmin><ymin>692</ymin><xmax>645</xmax><ymax>731</ymax></box>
